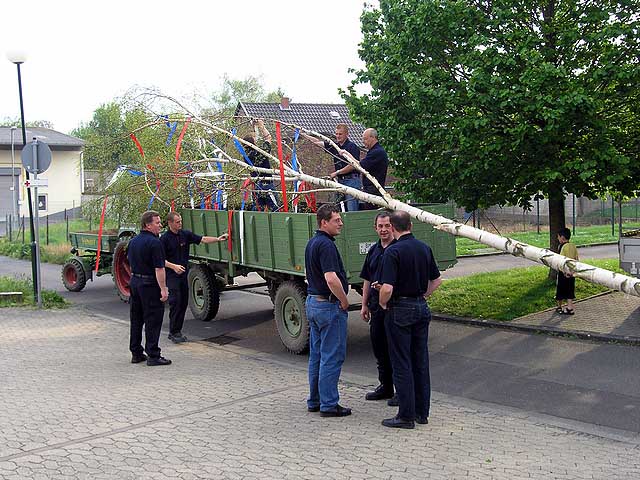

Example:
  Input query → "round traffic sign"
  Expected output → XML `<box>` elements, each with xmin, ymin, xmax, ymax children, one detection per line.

<box><xmin>21</xmin><ymin>139</ymin><xmax>52</xmax><ymax>174</ymax></box>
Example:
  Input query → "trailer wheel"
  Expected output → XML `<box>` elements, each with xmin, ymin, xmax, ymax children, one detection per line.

<box><xmin>188</xmin><ymin>265</ymin><xmax>220</xmax><ymax>321</ymax></box>
<box><xmin>61</xmin><ymin>258</ymin><xmax>87</xmax><ymax>292</ymax></box>
<box><xmin>274</xmin><ymin>281</ymin><xmax>309</xmax><ymax>354</ymax></box>
<box><xmin>112</xmin><ymin>240</ymin><xmax>131</xmax><ymax>303</ymax></box>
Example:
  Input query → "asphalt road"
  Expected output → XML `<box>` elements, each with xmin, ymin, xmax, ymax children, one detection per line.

<box><xmin>2</xmin><ymin>243</ymin><xmax>639</xmax><ymax>435</ymax></box>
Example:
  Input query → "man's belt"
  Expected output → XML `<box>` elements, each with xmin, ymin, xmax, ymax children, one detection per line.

<box><xmin>338</xmin><ymin>173</ymin><xmax>360</xmax><ymax>179</ymax></box>
<box><xmin>132</xmin><ymin>273</ymin><xmax>155</xmax><ymax>279</ymax></box>
<box><xmin>309</xmin><ymin>294</ymin><xmax>338</xmax><ymax>303</ymax></box>
<box><xmin>392</xmin><ymin>295</ymin><xmax>425</xmax><ymax>301</ymax></box>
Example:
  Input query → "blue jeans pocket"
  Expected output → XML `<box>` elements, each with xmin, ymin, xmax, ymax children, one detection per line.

<box><xmin>390</xmin><ymin>304</ymin><xmax>420</xmax><ymax>327</ymax></box>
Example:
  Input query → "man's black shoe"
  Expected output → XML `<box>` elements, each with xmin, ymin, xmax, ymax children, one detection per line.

<box><xmin>415</xmin><ymin>416</ymin><xmax>429</xmax><ymax>425</ymax></box>
<box><xmin>320</xmin><ymin>405</ymin><xmax>352</xmax><ymax>417</ymax></box>
<box><xmin>131</xmin><ymin>353</ymin><xmax>147</xmax><ymax>364</ymax></box>
<box><xmin>168</xmin><ymin>333</ymin><xmax>188</xmax><ymax>343</ymax></box>
<box><xmin>365</xmin><ymin>385</ymin><xmax>394</xmax><ymax>401</ymax></box>
<box><xmin>308</xmin><ymin>406</ymin><xmax>320</xmax><ymax>412</ymax></box>
<box><xmin>387</xmin><ymin>394</ymin><xmax>399</xmax><ymax>407</ymax></box>
<box><xmin>147</xmin><ymin>356</ymin><xmax>172</xmax><ymax>366</ymax></box>
<box><xmin>382</xmin><ymin>416</ymin><xmax>415</xmax><ymax>429</ymax></box>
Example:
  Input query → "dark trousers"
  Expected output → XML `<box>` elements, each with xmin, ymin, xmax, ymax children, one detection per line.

<box><xmin>361</xmin><ymin>184</ymin><xmax>382</xmax><ymax>210</ymax></box>
<box><xmin>384</xmin><ymin>298</ymin><xmax>431</xmax><ymax>421</ymax></box>
<box><xmin>129</xmin><ymin>278</ymin><xmax>165</xmax><ymax>359</ymax></box>
<box><xmin>168</xmin><ymin>276</ymin><xmax>189</xmax><ymax>335</ymax></box>
<box><xmin>369</xmin><ymin>303</ymin><xmax>394</xmax><ymax>389</ymax></box>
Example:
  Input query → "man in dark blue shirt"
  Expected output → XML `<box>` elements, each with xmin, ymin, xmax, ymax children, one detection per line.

<box><xmin>378</xmin><ymin>210</ymin><xmax>442</xmax><ymax>429</ymax></box>
<box><xmin>305</xmin><ymin>203</ymin><xmax>351</xmax><ymax>417</ymax></box>
<box><xmin>360</xmin><ymin>211</ymin><xmax>396</xmax><ymax>403</ymax></box>
<box><xmin>127</xmin><ymin>210</ymin><xmax>170</xmax><ymax>366</ymax></box>
<box><xmin>245</xmin><ymin>119</ymin><xmax>277</xmax><ymax>211</ymax></box>
<box><xmin>303</xmin><ymin>124</ymin><xmax>362</xmax><ymax>211</ymax></box>
<box><xmin>160</xmin><ymin>211</ymin><xmax>227</xmax><ymax>343</ymax></box>
<box><xmin>359</xmin><ymin>128</ymin><xmax>388</xmax><ymax>210</ymax></box>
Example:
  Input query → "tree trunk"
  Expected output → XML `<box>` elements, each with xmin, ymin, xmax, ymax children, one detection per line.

<box><xmin>547</xmin><ymin>183</ymin><xmax>566</xmax><ymax>280</ymax></box>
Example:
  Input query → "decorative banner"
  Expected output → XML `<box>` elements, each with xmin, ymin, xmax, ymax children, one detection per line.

<box><xmin>240</xmin><ymin>177</ymin><xmax>254</xmax><ymax>211</ymax></box>
<box><xmin>95</xmin><ymin>195</ymin><xmax>109</xmax><ymax>273</ymax></box>
<box><xmin>275</xmin><ymin>122</ymin><xmax>289</xmax><ymax>212</ymax></box>
<box><xmin>130</xmin><ymin>134</ymin><xmax>145</xmax><ymax>159</ymax></box>
<box><xmin>291</xmin><ymin>128</ymin><xmax>300</xmax><ymax>192</ymax></box>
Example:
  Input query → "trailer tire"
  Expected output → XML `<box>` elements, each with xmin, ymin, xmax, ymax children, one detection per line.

<box><xmin>188</xmin><ymin>265</ymin><xmax>220</xmax><ymax>322</ymax></box>
<box><xmin>112</xmin><ymin>240</ymin><xmax>131</xmax><ymax>303</ymax></box>
<box><xmin>274</xmin><ymin>281</ymin><xmax>309</xmax><ymax>354</ymax></box>
<box><xmin>61</xmin><ymin>258</ymin><xmax>87</xmax><ymax>292</ymax></box>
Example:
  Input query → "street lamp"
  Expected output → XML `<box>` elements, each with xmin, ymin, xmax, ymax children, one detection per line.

<box><xmin>10</xmin><ymin>126</ymin><xmax>17</xmax><ymax>227</ymax></box>
<box><xmin>7</xmin><ymin>51</ymin><xmax>39</xmax><ymax>305</ymax></box>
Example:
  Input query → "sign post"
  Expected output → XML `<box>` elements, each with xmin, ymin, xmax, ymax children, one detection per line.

<box><xmin>21</xmin><ymin>138</ymin><xmax>52</xmax><ymax>308</ymax></box>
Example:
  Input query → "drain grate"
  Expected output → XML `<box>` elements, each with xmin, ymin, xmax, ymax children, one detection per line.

<box><xmin>202</xmin><ymin>334</ymin><xmax>240</xmax><ymax>345</ymax></box>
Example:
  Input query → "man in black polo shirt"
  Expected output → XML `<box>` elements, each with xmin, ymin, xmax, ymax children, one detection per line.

<box><xmin>160</xmin><ymin>211</ymin><xmax>228</xmax><ymax>343</ymax></box>
<box><xmin>359</xmin><ymin>128</ymin><xmax>388</xmax><ymax>210</ymax></box>
<box><xmin>305</xmin><ymin>203</ymin><xmax>351</xmax><ymax>417</ymax></box>
<box><xmin>245</xmin><ymin>119</ymin><xmax>277</xmax><ymax>211</ymax></box>
<box><xmin>360</xmin><ymin>211</ymin><xmax>396</xmax><ymax>403</ymax></box>
<box><xmin>127</xmin><ymin>210</ymin><xmax>170</xmax><ymax>366</ymax></box>
<box><xmin>303</xmin><ymin>124</ymin><xmax>362</xmax><ymax>211</ymax></box>
<box><xmin>378</xmin><ymin>210</ymin><xmax>442</xmax><ymax>429</ymax></box>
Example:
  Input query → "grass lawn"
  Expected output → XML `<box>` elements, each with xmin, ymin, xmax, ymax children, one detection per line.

<box><xmin>456</xmin><ymin>224</ymin><xmax>638</xmax><ymax>256</ymax></box>
<box><xmin>1</xmin><ymin>219</ymin><xmax>119</xmax><ymax>264</ymax></box>
<box><xmin>429</xmin><ymin>258</ymin><xmax>623</xmax><ymax>321</ymax></box>
<box><xmin>0</xmin><ymin>276</ymin><xmax>68</xmax><ymax>308</ymax></box>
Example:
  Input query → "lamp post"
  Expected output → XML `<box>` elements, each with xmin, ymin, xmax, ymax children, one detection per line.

<box><xmin>10</xmin><ymin>126</ymin><xmax>17</xmax><ymax>227</ymax></box>
<box><xmin>7</xmin><ymin>51</ymin><xmax>39</xmax><ymax>305</ymax></box>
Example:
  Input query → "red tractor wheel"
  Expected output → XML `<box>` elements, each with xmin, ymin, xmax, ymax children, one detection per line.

<box><xmin>112</xmin><ymin>240</ymin><xmax>132</xmax><ymax>303</ymax></box>
<box><xmin>61</xmin><ymin>258</ymin><xmax>87</xmax><ymax>292</ymax></box>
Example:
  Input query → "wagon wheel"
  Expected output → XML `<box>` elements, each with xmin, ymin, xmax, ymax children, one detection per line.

<box><xmin>188</xmin><ymin>264</ymin><xmax>220</xmax><ymax>321</ymax></box>
<box><xmin>61</xmin><ymin>258</ymin><xmax>87</xmax><ymax>292</ymax></box>
<box><xmin>112</xmin><ymin>240</ymin><xmax>131</xmax><ymax>303</ymax></box>
<box><xmin>274</xmin><ymin>280</ymin><xmax>309</xmax><ymax>354</ymax></box>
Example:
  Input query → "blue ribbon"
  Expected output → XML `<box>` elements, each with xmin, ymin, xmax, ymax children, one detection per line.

<box><xmin>231</xmin><ymin>128</ymin><xmax>253</xmax><ymax>166</ymax></box>
<box><xmin>291</xmin><ymin>128</ymin><xmax>300</xmax><ymax>192</ymax></box>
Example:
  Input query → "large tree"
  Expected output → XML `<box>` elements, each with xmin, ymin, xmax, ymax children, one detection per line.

<box><xmin>343</xmin><ymin>0</ymin><xmax>640</xmax><ymax>252</ymax></box>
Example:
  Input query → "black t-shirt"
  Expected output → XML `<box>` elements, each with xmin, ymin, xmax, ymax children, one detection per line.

<box><xmin>360</xmin><ymin>142</ymin><xmax>389</xmax><ymax>188</ymax></box>
<box><xmin>379</xmin><ymin>233</ymin><xmax>440</xmax><ymax>297</ymax></box>
<box><xmin>323</xmin><ymin>138</ymin><xmax>361</xmax><ymax>174</ymax></box>
<box><xmin>160</xmin><ymin>229</ymin><xmax>202</xmax><ymax>278</ymax></box>
<box><xmin>360</xmin><ymin>238</ymin><xmax>396</xmax><ymax>303</ymax></box>
<box><xmin>248</xmin><ymin>141</ymin><xmax>272</xmax><ymax>178</ymax></box>
<box><xmin>305</xmin><ymin>230</ymin><xmax>348</xmax><ymax>296</ymax></box>
<box><xmin>127</xmin><ymin>230</ymin><xmax>165</xmax><ymax>276</ymax></box>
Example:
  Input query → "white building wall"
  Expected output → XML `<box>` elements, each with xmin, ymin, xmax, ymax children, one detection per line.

<box><xmin>0</xmin><ymin>149</ymin><xmax>83</xmax><ymax>218</ymax></box>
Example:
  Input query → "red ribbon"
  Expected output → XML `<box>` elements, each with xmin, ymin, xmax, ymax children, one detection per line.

<box><xmin>130</xmin><ymin>134</ymin><xmax>145</xmax><ymax>158</ymax></box>
<box><xmin>227</xmin><ymin>210</ymin><xmax>233</xmax><ymax>252</ymax></box>
<box><xmin>174</xmin><ymin>118</ymin><xmax>191</xmax><ymax>188</ymax></box>
<box><xmin>95</xmin><ymin>195</ymin><xmax>109</xmax><ymax>273</ymax></box>
<box><xmin>275</xmin><ymin>122</ymin><xmax>289</xmax><ymax>212</ymax></box>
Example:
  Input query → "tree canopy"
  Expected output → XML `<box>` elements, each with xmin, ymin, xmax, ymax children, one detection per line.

<box><xmin>343</xmin><ymin>0</ymin><xmax>640</xmax><ymax>248</ymax></box>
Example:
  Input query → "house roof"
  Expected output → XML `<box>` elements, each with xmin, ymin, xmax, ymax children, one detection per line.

<box><xmin>236</xmin><ymin>102</ymin><xmax>366</xmax><ymax>147</ymax></box>
<box><xmin>0</xmin><ymin>127</ymin><xmax>84</xmax><ymax>149</ymax></box>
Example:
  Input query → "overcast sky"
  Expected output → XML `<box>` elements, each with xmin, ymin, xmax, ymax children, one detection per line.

<box><xmin>1</xmin><ymin>0</ymin><xmax>370</xmax><ymax>134</ymax></box>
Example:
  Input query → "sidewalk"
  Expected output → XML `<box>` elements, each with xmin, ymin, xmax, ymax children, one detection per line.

<box><xmin>435</xmin><ymin>291</ymin><xmax>640</xmax><ymax>346</ymax></box>
<box><xmin>1</xmin><ymin>307</ymin><xmax>639</xmax><ymax>479</ymax></box>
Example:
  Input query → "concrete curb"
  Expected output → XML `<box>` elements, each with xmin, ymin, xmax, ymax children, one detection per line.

<box><xmin>431</xmin><ymin>312</ymin><xmax>640</xmax><ymax>347</ymax></box>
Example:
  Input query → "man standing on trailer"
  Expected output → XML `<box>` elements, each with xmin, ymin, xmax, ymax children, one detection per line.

<box><xmin>128</xmin><ymin>210</ymin><xmax>170</xmax><ymax>366</ymax></box>
<box><xmin>305</xmin><ymin>203</ymin><xmax>352</xmax><ymax>417</ymax></box>
<box><xmin>161</xmin><ymin>211</ymin><xmax>228</xmax><ymax>343</ymax></box>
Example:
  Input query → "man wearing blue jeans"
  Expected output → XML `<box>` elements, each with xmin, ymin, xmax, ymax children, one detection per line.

<box><xmin>304</xmin><ymin>203</ymin><xmax>352</xmax><ymax>417</ymax></box>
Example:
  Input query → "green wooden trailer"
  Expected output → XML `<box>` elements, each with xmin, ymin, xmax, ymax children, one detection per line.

<box><xmin>61</xmin><ymin>206</ymin><xmax>457</xmax><ymax>353</ymax></box>
<box><xmin>180</xmin><ymin>205</ymin><xmax>457</xmax><ymax>353</ymax></box>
